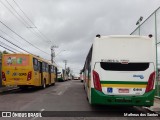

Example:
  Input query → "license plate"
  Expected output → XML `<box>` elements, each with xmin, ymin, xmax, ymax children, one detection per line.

<box><xmin>14</xmin><ymin>78</ymin><xmax>20</xmax><ymax>80</ymax></box>
<box><xmin>118</xmin><ymin>89</ymin><xmax>129</xmax><ymax>93</ymax></box>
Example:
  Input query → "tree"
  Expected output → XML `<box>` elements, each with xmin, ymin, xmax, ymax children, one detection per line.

<box><xmin>66</xmin><ymin>67</ymin><xmax>70</xmax><ymax>75</ymax></box>
<box><xmin>0</xmin><ymin>50</ymin><xmax>9</xmax><ymax>59</ymax></box>
<box><xmin>0</xmin><ymin>51</ymin><xmax>2</xmax><ymax>59</ymax></box>
<box><xmin>3</xmin><ymin>50</ymin><xmax>9</xmax><ymax>54</ymax></box>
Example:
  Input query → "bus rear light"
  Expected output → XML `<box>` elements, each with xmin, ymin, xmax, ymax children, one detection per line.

<box><xmin>2</xmin><ymin>72</ymin><xmax>6</xmax><ymax>81</ymax></box>
<box><xmin>92</xmin><ymin>70</ymin><xmax>102</xmax><ymax>91</ymax></box>
<box><xmin>145</xmin><ymin>71</ymin><xmax>155</xmax><ymax>93</ymax></box>
<box><xmin>27</xmin><ymin>71</ymin><xmax>32</xmax><ymax>80</ymax></box>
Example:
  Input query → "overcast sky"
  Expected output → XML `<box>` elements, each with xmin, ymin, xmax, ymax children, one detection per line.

<box><xmin>0</xmin><ymin>0</ymin><xmax>160</xmax><ymax>76</ymax></box>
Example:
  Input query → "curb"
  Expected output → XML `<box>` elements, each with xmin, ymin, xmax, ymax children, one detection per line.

<box><xmin>144</xmin><ymin>107</ymin><xmax>160</xmax><ymax>116</ymax></box>
<box><xmin>0</xmin><ymin>87</ymin><xmax>19</xmax><ymax>93</ymax></box>
<box><xmin>155</xmin><ymin>96</ymin><xmax>160</xmax><ymax>99</ymax></box>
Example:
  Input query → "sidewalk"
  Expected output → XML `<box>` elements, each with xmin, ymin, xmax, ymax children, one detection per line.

<box><xmin>146</xmin><ymin>97</ymin><xmax>160</xmax><ymax>115</ymax></box>
<box><xmin>0</xmin><ymin>86</ymin><xmax>18</xmax><ymax>93</ymax></box>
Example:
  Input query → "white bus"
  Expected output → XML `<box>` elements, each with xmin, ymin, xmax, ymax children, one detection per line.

<box><xmin>83</xmin><ymin>35</ymin><xmax>156</xmax><ymax>106</ymax></box>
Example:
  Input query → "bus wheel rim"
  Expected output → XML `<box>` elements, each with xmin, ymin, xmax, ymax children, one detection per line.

<box><xmin>43</xmin><ymin>81</ymin><xmax>46</xmax><ymax>88</ymax></box>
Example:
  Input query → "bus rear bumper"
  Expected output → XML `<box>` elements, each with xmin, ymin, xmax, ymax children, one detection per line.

<box><xmin>91</xmin><ymin>88</ymin><xmax>155</xmax><ymax>106</ymax></box>
<box><xmin>2</xmin><ymin>81</ymin><xmax>38</xmax><ymax>86</ymax></box>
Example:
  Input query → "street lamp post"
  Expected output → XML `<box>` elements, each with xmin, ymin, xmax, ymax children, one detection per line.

<box><xmin>136</xmin><ymin>16</ymin><xmax>143</xmax><ymax>35</ymax></box>
<box><xmin>63</xmin><ymin>60</ymin><xmax>67</xmax><ymax>80</ymax></box>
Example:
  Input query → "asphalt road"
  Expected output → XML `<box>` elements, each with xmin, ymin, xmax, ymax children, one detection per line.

<box><xmin>0</xmin><ymin>80</ymin><xmax>159</xmax><ymax>120</ymax></box>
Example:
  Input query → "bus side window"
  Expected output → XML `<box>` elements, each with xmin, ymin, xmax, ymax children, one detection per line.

<box><xmin>55</xmin><ymin>67</ymin><xmax>57</xmax><ymax>74</ymax></box>
<box><xmin>45</xmin><ymin>63</ymin><xmax>49</xmax><ymax>72</ymax></box>
<box><xmin>49</xmin><ymin>65</ymin><xmax>51</xmax><ymax>73</ymax></box>
<box><xmin>39</xmin><ymin>62</ymin><xmax>42</xmax><ymax>73</ymax></box>
<box><xmin>42</xmin><ymin>62</ymin><xmax>45</xmax><ymax>72</ymax></box>
<box><xmin>52</xmin><ymin>66</ymin><xmax>55</xmax><ymax>73</ymax></box>
<box><xmin>33</xmin><ymin>58</ymin><xmax>38</xmax><ymax>71</ymax></box>
<box><xmin>52</xmin><ymin>66</ymin><xmax>54</xmax><ymax>73</ymax></box>
<box><xmin>38</xmin><ymin>61</ymin><xmax>40</xmax><ymax>71</ymax></box>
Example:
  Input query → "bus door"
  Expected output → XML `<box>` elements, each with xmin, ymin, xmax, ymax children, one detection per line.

<box><xmin>33</xmin><ymin>58</ymin><xmax>39</xmax><ymax>85</ymax></box>
<box><xmin>49</xmin><ymin>65</ymin><xmax>51</xmax><ymax>85</ymax></box>
<box><xmin>39</xmin><ymin>62</ymin><xmax>43</xmax><ymax>85</ymax></box>
<box><xmin>55</xmin><ymin>67</ymin><xmax>57</xmax><ymax>81</ymax></box>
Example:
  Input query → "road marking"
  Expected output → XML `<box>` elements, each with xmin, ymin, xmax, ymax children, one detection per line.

<box><xmin>57</xmin><ymin>86</ymin><xmax>69</xmax><ymax>95</ymax></box>
<box><xmin>40</xmin><ymin>109</ymin><xmax>45</xmax><ymax>112</ymax></box>
<box><xmin>57</xmin><ymin>91</ymin><xmax>63</xmax><ymax>95</ymax></box>
<box><xmin>56</xmin><ymin>82</ymin><xmax>71</xmax><ymax>95</ymax></box>
<box><xmin>30</xmin><ymin>109</ymin><xmax>45</xmax><ymax>120</ymax></box>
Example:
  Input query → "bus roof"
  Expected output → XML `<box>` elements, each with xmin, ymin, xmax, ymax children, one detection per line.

<box><xmin>92</xmin><ymin>35</ymin><xmax>155</xmax><ymax>63</ymax></box>
<box><xmin>2</xmin><ymin>53</ymin><xmax>58</xmax><ymax>67</ymax></box>
<box><xmin>95</xmin><ymin>35</ymin><xmax>150</xmax><ymax>39</ymax></box>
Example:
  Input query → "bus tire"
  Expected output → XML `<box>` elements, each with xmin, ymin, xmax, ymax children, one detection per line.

<box><xmin>86</xmin><ymin>96</ymin><xmax>89</xmax><ymax>101</ymax></box>
<box><xmin>42</xmin><ymin>79</ymin><xmax>46</xmax><ymax>89</ymax></box>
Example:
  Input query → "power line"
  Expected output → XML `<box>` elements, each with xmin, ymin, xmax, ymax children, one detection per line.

<box><xmin>12</xmin><ymin>0</ymin><xmax>52</xmax><ymax>43</ymax></box>
<box><xmin>0</xmin><ymin>43</ymin><xmax>16</xmax><ymax>53</ymax></box>
<box><xmin>5</xmin><ymin>0</ymin><xmax>31</xmax><ymax>27</ymax></box>
<box><xmin>0</xmin><ymin>34</ymin><xmax>33</xmax><ymax>54</ymax></box>
<box><xmin>0</xmin><ymin>41</ymin><xmax>20</xmax><ymax>53</ymax></box>
<box><xmin>4</xmin><ymin>0</ymin><xmax>50</xmax><ymax>45</ymax></box>
<box><xmin>0</xmin><ymin>20</ymin><xmax>50</xmax><ymax>55</ymax></box>
<box><xmin>0</xmin><ymin>0</ymin><xmax>51</xmax><ymax>55</ymax></box>
<box><xmin>35</xmin><ymin>29</ymin><xmax>51</xmax><ymax>43</ymax></box>
<box><xmin>0</xmin><ymin>0</ymin><xmax>28</xmax><ymax>27</ymax></box>
<box><xmin>0</xmin><ymin>28</ymin><xmax>33</xmax><ymax>54</ymax></box>
<box><xmin>0</xmin><ymin>28</ymin><xmax>19</xmax><ymax>43</ymax></box>
<box><xmin>12</xmin><ymin>0</ymin><xmax>36</xmax><ymax>27</ymax></box>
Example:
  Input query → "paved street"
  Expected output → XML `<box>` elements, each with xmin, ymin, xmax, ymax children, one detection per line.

<box><xmin>0</xmin><ymin>80</ymin><xmax>159</xmax><ymax>120</ymax></box>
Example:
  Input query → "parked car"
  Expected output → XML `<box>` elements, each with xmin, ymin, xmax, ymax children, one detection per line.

<box><xmin>74</xmin><ymin>77</ymin><xmax>79</xmax><ymax>80</ymax></box>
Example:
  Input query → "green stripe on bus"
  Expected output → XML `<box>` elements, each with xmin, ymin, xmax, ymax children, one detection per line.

<box><xmin>100</xmin><ymin>81</ymin><xmax>147</xmax><ymax>85</ymax></box>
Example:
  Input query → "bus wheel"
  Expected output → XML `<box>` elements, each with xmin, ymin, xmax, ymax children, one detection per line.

<box><xmin>42</xmin><ymin>80</ymin><xmax>46</xmax><ymax>89</ymax></box>
<box><xmin>86</xmin><ymin>96</ymin><xmax>89</xmax><ymax>101</ymax></box>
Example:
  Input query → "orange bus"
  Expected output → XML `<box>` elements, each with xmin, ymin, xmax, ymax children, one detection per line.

<box><xmin>2</xmin><ymin>53</ymin><xmax>57</xmax><ymax>89</ymax></box>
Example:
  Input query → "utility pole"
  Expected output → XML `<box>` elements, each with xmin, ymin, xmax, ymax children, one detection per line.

<box><xmin>51</xmin><ymin>45</ymin><xmax>58</xmax><ymax>63</ymax></box>
<box><xmin>63</xmin><ymin>60</ymin><xmax>67</xmax><ymax>80</ymax></box>
<box><xmin>136</xmin><ymin>16</ymin><xmax>143</xmax><ymax>35</ymax></box>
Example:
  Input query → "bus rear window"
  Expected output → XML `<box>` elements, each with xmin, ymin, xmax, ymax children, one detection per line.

<box><xmin>100</xmin><ymin>62</ymin><xmax>149</xmax><ymax>71</ymax></box>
